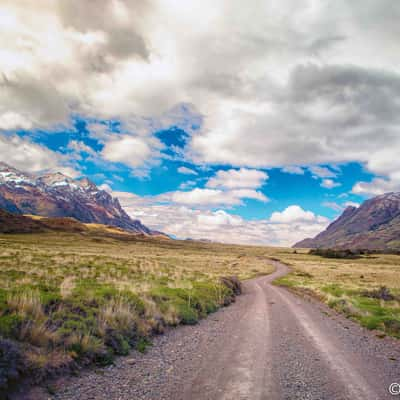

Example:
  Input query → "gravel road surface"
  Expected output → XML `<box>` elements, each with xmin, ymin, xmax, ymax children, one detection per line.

<box><xmin>16</xmin><ymin>261</ymin><xmax>400</xmax><ymax>400</ymax></box>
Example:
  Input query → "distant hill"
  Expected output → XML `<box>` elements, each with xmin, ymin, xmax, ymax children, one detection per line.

<box><xmin>294</xmin><ymin>192</ymin><xmax>400</xmax><ymax>250</ymax></box>
<box><xmin>0</xmin><ymin>162</ymin><xmax>156</xmax><ymax>235</ymax></box>
<box><xmin>0</xmin><ymin>209</ymin><xmax>170</xmax><ymax>242</ymax></box>
<box><xmin>0</xmin><ymin>209</ymin><xmax>46</xmax><ymax>233</ymax></box>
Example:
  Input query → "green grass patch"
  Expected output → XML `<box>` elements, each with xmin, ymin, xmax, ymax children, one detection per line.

<box><xmin>0</xmin><ymin>232</ymin><xmax>268</xmax><ymax>392</ymax></box>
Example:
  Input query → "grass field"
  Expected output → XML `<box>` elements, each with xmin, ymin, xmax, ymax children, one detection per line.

<box><xmin>2</xmin><ymin>231</ymin><xmax>400</xmax><ymax>392</ymax></box>
<box><xmin>0</xmin><ymin>232</ymin><xmax>274</xmax><ymax>392</ymax></box>
<box><xmin>272</xmin><ymin>248</ymin><xmax>400</xmax><ymax>338</ymax></box>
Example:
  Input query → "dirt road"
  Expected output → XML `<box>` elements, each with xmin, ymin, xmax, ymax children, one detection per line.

<box><xmin>20</xmin><ymin>261</ymin><xmax>400</xmax><ymax>400</ymax></box>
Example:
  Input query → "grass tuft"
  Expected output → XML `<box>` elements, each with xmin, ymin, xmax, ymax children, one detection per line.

<box><xmin>0</xmin><ymin>232</ymin><xmax>274</xmax><ymax>392</ymax></box>
<box><xmin>273</xmin><ymin>248</ymin><xmax>400</xmax><ymax>339</ymax></box>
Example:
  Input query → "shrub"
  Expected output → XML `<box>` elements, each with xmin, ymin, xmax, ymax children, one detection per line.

<box><xmin>362</xmin><ymin>286</ymin><xmax>396</xmax><ymax>301</ymax></box>
<box><xmin>18</xmin><ymin>320</ymin><xmax>55</xmax><ymax>347</ymax></box>
<box><xmin>384</xmin><ymin>319</ymin><xmax>400</xmax><ymax>337</ymax></box>
<box><xmin>66</xmin><ymin>333</ymin><xmax>105</xmax><ymax>360</ymax></box>
<box><xmin>0</xmin><ymin>338</ymin><xmax>23</xmax><ymax>392</ymax></box>
<box><xmin>104</xmin><ymin>332</ymin><xmax>131</xmax><ymax>355</ymax></box>
<box><xmin>0</xmin><ymin>314</ymin><xmax>23</xmax><ymax>337</ymax></box>
<box><xmin>97</xmin><ymin>297</ymin><xmax>139</xmax><ymax>337</ymax></box>
<box><xmin>220</xmin><ymin>276</ymin><xmax>242</xmax><ymax>295</ymax></box>
<box><xmin>309</xmin><ymin>248</ymin><xmax>361</xmax><ymax>259</ymax></box>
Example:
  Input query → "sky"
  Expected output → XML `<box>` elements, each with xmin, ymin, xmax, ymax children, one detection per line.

<box><xmin>0</xmin><ymin>0</ymin><xmax>399</xmax><ymax>246</ymax></box>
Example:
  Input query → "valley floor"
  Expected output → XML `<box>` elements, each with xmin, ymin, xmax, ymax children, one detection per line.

<box><xmin>17</xmin><ymin>261</ymin><xmax>400</xmax><ymax>400</ymax></box>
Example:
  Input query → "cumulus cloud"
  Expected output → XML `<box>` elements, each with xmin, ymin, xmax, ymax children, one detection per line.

<box><xmin>323</xmin><ymin>201</ymin><xmax>359</xmax><ymax>212</ymax></box>
<box><xmin>206</xmin><ymin>168</ymin><xmax>268</xmax><ymax>189</ymax></box>
<box><xmin>115</xmin><ymin>191</ymin><xmax>329</xmax><ymax>246</ymax></box>
<box><xmin>67</xmin><ymin>140</ymin><xmax>97</xmax><ymax>156</ymax></box>
<box><xmin>352</xmin><ymin>147</ymin><xmax>400</xmax><ymax>196</ymax></box>
<box><xmin>1</xmin><ymin>0</ymin><xmax>400</xmax><ymax>185</ymax></box>
<box><xmin>167</xmin><ymin>188</ymin><xmax>268</xmax><ymax>207</ymax></box>
<box><xmin>281</xmin><ymin>166</ymin><xmax>304</xmax><ymax>175</ymax></box>
<box><xmin>2</xmin><ymin>0</ymin><xmax>400</xmax><ymax>222</ymax></box>
<box><xmin>270</xmin><ymin>205</ymin><xmax>327</xmax><ymax>224</ymax></box>
<box><xmin>190</xmin><ymin>64</ymin><xmax>400</xmax><ymax>180</ymax></box>
<box><xmin>352</xmin><ymin>178</ymin><xmax>400</xmax><ymax>197</ymax></box>
<box><xmin>309</xmin><ymin>166</ymin><xmax>337</xmax><ymax>178</ymax></box>
<box><xmin>101</xmin><ymin>135</ymin><xmax>163</xmax><ymax>172</ymax></box>
<box><xmin>179</xmin><ymin>180</ymin><xmax>197</xmax><ymax>190</ymax></box>
<box><xmin>177</xmin><ymin>166</ymin><xmax>198</xmax><ymax>175</ymax></box>
<box><xmin>321</xmin><ymin>179</ymin><xmax>341</xmax><ymax>189</ymax></box>
<box><xmin>0</xmin><ymin>134</ymin><xmax>78</xmax><ymax>176</ymax></box>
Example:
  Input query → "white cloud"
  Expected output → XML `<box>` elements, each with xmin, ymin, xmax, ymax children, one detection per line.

<box><xmin>179</xmin><ymin>180</ymin><xmax>197</xmax><ymax>190</ymax></box>
<box><xmin>99</xmin><ymin>183</ymin><xmax>113</xmax><ymax>193</ymax></box>
<box><xmin>189</xmin><ymin>63</ymin><xmax>400</xmax><ymax>185</ymax></box>
<box><xmin>0</xmin><ymin>112</ymin><xmax>32</xmax><ymax>130</ymax></box>
<box><xmin>321</xmin><ymin>179</ymin><xmax>341</xmax><ymax>189</ymax></box>
<box><xmin>352</xmin><ymin>178</ymin><xmax>400</xmax><ymax>197</ymax></box>
<box><xmin>0</xmin><ymin>134</ymin><xmax>78</xmax><ymax>176</ymax></box>
<box><xmin>270</xmin><ymin>205</ymin><xmax>327</xmax><ymax>224</ymax></box>
<box><xmin>168</xmin><ymin>187</ymin><xmax>268</xmax><ymax>207</ymax></box>
<box><xmin>197</xmin><ymin>210</ymin><xmax>242</xmax><ymax>228</ymax></box>
<box><xmin>101</xmin><ymin>135</ymin><xmax>163</xmax><ymax>169</ymax></box>
<box><xmin>352</xmin><ymin>147</ymin><xmax>400</xmax><ymax>196</ymax></box>
<box><xmin>323</xmin><ymin>201</ymin><xmax>359</xmax><ymax>212</ymax></box>
<box><xmin>206</xmin><ymin>168</ymin><xmax>268</xmax><ymax>189</ymax></box>
<box><xmin>323</xmin><ymin>201</ymin><xmax>344</xmax><ymax>212</ymax></box>
<box><xmin>1</xmin><ymin>0</ymin><xmax>400</xmax><ymax>183</ymax></box>
<box><xmin>281</xmin><ymin>166</ymin><xmax>304</xmax><ymax>175</ymax></box>
<box><xmin>68</xmin><ymin>140</ymin><xmax>96</xmax><ymax>156</ymax></box>
<box><xmin>115</xmin><ymin>192</ymin><xmax>330</xmax><ymax>246</ymax></box>
<box><xmin>344</xmin><ymin>201</ymin><xmax>359</xmax><ymax>208</ymax></box>
<box><xmin>177</xmin><ymin>166</ymin><xmax>198</xmax><ymax>175</ymax></box>
<box><xmin>309</xmin><ymin>166</ymin><xmax>337</xmax><ymax>178</ymax></box>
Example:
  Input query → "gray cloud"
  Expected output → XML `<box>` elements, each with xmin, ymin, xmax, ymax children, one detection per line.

<box><xmin>0</xmin><ymin>73</ymin><xmax>70</xmax><ymax>129</ymax></box>
<box><xmin>191</xmin><ymin>63</ymin><xmax>400</xmax><ymax>174</ymax></box>
<box><xmin>307</xmin><ymin>35</ymin><xmax>347</xmax><ymax>56</ymax></box>
<box><xmin>57</xmin><ymin>0</ymin><xmax>150</xmax><ymax>60</ymax></box>
<box><xmin>1</xmin><ymin>0</ymin><xmax>400</xmax><ymax>197</ymax></box>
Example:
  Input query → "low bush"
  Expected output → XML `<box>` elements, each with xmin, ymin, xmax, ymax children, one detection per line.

<box><xmin>309</xmin><ymin>248</ymin><xmax>361</xmax><ymax>259</ymax></box>
<box><xmin>362</xmin><ymin>286</ymin><xmax>396</xmax><ymax>301</ymax></box>
<box><xmin>0</xmin><ymin>338</ymin><xmax>24</xmax><ymax>393</ymax></box>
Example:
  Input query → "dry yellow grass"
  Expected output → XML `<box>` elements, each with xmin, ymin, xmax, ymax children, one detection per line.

<box><xmin>268</xmin><ymin>247</ymin><xmax>400</xmax><ymax>293</ymax></box>
<box><xmin>269</xmin><ymin>247</ymin><xmax>400</xmax><ymax>337</ymax></box>
<box><xmin>0</xmin><ymin>231</ymin><xmax>275</xmax><ymax>391</ymax></box>
<box><xmin>0</xmin><ymin>233</ymin><xmax>275</xmax><ymax>294</ymax></box>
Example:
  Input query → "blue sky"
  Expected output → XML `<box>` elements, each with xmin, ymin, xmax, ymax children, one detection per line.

<box><xmin>0</xmin><ymin>1</ymin><xmax>399</xmax><ymax>245</ymax></box>
<box><xmin>19</xmin><ymin>117</ymin><xmax>371</xmax><ymax>220</ymax></box>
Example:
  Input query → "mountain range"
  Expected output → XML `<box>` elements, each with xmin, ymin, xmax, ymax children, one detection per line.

<box><xmin>0</xmin><ymin>162</ymin><xmax>155</xmax><ymax>235</ymax></box>
<box><xmin>294</xmin><ymin>192</ymin><xmax>400</xmax><ymax>250</ymax></box>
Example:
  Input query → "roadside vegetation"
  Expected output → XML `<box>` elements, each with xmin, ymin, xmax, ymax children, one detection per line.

<box><xmin>272</xmin><ymin>248</ymin><xmax>400</xmax><ymax>339</ymax></box>
<box><xmin>0</xmin><ymin>232</ymin><xmax>274</xmax><ymax>393</ymax></box>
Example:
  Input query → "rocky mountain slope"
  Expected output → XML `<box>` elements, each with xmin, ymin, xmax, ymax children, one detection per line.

<box><xmin>294</xmin><ymin>192</ymin><xmax>400</xmax><ymax>250</ymax></box>
<box><xmin>0</xmin><ymin>162</ymin><xmax>154</xmax><ymax>234</ymax></box>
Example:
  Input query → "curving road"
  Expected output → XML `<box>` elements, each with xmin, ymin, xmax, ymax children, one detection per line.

<box><xmin>19</xmin><ymin>261</ymin><xmax>400</xmax><ymax>400</ymax></box>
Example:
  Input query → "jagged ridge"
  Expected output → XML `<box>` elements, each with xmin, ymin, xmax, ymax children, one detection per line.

<box><xmin>0</xmin><ymin>162</ymin><xmax>154</xmax><ymax>235</ymax></box>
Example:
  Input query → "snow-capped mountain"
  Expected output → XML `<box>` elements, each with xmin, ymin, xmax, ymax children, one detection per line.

<box><xmin>0</xmin><ymin>162</ymin><xmax>153</xmax><ymax>234</ymax></box>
